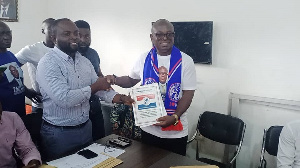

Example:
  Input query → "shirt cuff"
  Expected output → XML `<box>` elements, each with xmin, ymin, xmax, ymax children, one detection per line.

<box><xmin>95</xmin><ymin>90</ymin><xmax>117</xmax><ymax>104</ymax></box>
<box><xmin>23</xmin><ymin>156</ymin><xmax>41</xmax><ymax>167</ymax></box>
<box><xmin>82</xmin><ymin>86</ymin><xmax>92</xmax><ymax>101</ymax></box>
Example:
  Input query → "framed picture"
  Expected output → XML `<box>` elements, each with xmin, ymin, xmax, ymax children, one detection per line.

<box><xmin>0</xmin><ymin>0</ymin><xmax>18</xmax><ymax>22</ymax></box>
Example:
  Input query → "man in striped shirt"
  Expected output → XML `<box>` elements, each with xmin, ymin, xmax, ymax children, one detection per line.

<box><xmin>36</xmin><ymin>18</ymin><xmax>134</xmax><ymax>160</ymax></box>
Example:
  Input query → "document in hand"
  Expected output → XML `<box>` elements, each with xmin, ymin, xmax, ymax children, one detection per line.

<box><xmin>130</xmin><ymin>83</ymin><xmax>167</xmax><ymax>127</ymax></box>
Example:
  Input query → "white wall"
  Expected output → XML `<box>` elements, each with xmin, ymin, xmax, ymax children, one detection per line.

<box><xmin>5</xmin><ymin>0</ymin><xmax>48</xmax><ymax>103</ymax></box>
<box><xmin>9</xmin><ymin>0</ymin><xmax>300</xmax><ymax>167</ymax></box>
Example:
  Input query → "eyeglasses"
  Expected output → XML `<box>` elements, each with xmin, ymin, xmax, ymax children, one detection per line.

<box><xmin>153</xmin><ymin>32</ymin><xmax>175</xmax><ymax>39</ymax></box>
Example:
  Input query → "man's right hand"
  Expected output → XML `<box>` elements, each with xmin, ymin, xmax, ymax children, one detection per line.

<box><xmin>105</xmin><ymin>74</ymin><xmax>116</xmax><ymax>85</ymax></box>
<box><xmin>90</xmin><ymin>77</ymin><xmax>112</xmax><ymax>94</ymax></box>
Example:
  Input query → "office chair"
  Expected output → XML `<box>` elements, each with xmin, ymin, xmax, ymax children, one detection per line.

<box><xmin>258</xmin><ymin>126</ymin><xmax>283</xmax><ymax>168</ymax></box>
<box><xmin>195</xmin><ymin>111</ymin><xmax>246</xmax><ymax>168</ymax></box>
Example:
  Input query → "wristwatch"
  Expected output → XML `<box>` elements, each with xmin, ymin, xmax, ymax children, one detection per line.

<box><xmin>172</xmin><ymin>114</ymin><xmax>179</xmax><ymax>126</ymax></box>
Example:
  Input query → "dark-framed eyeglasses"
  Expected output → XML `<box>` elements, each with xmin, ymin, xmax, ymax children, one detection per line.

<box><xmin>153</xmin><ymin>32</ymin><xmax>175</xmax><ymax>39</ymax></box>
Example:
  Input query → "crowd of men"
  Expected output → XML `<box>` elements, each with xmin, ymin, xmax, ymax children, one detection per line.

<box><xmin>0</xmin><ymin>18</ymin><xmax>197</xmax><ymax>167</ymax></box>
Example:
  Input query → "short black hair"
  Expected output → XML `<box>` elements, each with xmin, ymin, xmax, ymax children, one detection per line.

<box><xmin>74</xmin><ymin>20</ymin><xmax>90</xmax><ymax>30</ymax></box>
<box><xmin>42</xmin><ymin>18</ymin><xmax>55</xmax><ymax>25</ymax></box>
<box><xmin>52</xmin><ymin>18</ymin><xmax>72</xmax><ymax>34</ymax></box>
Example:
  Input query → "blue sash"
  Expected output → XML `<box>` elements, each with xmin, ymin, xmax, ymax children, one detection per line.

<box><xmin>143</xmin><ymin>46</ymin><xmax>183</xmax><ymax>131</ymax></box>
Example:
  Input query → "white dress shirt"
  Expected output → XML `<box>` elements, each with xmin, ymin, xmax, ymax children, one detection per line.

<box><xmin>36</xmin><ymin>47</ymin><xmax>116</xmax><ymax>126</ymax></box>
<box><xmin>277</xmin><ymin>120</ymin><xmax>300</xmax><ymax>168</ymax></box>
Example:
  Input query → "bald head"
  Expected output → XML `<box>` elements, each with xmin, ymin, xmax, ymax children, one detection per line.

<box><xmin>0</xmin><ymin>21</ymin><xmax>9</xmax><ymax>29</ymax></box>
<box><xmin>151</xmin><ymin>19</ymin><xmax>174</xmax><ymax>34</ymax></box>
<box><xmin>150</xmin><ymin>19</ymin><xmax>175</xmax><ymax>56</ymax></box>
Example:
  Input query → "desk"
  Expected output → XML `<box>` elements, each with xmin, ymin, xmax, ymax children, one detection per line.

<box><xmin>97</xmin><ymin>134</ymin><xmax>205</xmax><ymax>168</ymax></box>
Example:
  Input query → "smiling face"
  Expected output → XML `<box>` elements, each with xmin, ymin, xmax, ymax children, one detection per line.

<box><xmin>158</xmin><ymin>66</ymin><xmax>168</xmax><ymax>84</ymax></box>
<box><xmin>53</xmin><ymin>20</ymin><xmax>79</xmax><ymax>55</ymax></box>
<box><xmin>9</xmin><ymin>65</ymin><xmax>19</xmax><ymax>78</ymax></box>
<box><xmin>78</xmin><ymin>28</ymin><xmax>91</xmax><ymax>54</ymax></box>
<box><xmin>150</xmin><ymin>20</ymin><xmax>175</xmax><ymax>56</ymax></box>
<box><xmin>0</xmin><ymin>22</ymin><xmax>12</xmax><ymax>52</ymax></box>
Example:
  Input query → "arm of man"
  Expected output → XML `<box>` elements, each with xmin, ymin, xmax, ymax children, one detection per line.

<box><xmin>13</xmin><ymin>113</ymin><xmax>41</xmax><ymax>167</ymax></box>
<box><xmin>15</xmin><ymin>45</ymin><xmax>32</xmax><ymax>67</ymax></box>
<box><xmin>24</xmin><ymin>86</ymin><xmax>41</xmax><ymax>104</ymax></box>
<box><xmin>277</xmin><ymin>125</ymin><xmax>295</xmax><ymax>168</ymax></box>
<box><xmin>155</xmin><ymin>90</ymin><xmax>195</xmax><ymax>127</ymax></box>
<box><xmin>98</xmin><ymin>67</ymin><xmax>104</xmax><ymax>77</ymax></box>
<box><xmin>36</xmin><ymin>57</ymin><xmax>93</xmax><ymax>108</ymax></box>
<box><xmin>106</xmin><ymin>75</ymin><xmax>140</xmax><ymax>88</ymax></box>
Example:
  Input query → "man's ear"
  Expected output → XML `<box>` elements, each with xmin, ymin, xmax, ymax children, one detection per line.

<box><xmin>51</xmin><ymin>35</ymin><xmax>57</xmax><ymax>44</ymax></box>
<box><xmin>41</xmin><ymin>29</ymin><xmax>45</xmax><ymax>34</ymax></box>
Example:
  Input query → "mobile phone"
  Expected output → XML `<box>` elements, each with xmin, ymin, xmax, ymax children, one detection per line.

<box><xmin>109</xmin><ymin>138</ymin><xmax>131</xmax><ymax>148</ymax></box>
<box><xmin>77</xmin><ymin>149</ymin><xmax>98</xmax><ymax>159</ymax></box>
<box><xmin>0</xmin><ymin>66</ymin><xmax>7</xmax><ymax>73</ymax></box>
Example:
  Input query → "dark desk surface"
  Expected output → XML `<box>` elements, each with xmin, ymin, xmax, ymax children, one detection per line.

<box><xmin>97</xmin><ymin>134</ymin><xmax>205</xmax><ymax>168</ymax></box>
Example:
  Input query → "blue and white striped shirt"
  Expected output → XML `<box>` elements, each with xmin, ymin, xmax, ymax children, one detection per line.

<box><xmin>36</xmin><ymin>47</ymin><xmax>116</xmax><ymax>126</ymax></box>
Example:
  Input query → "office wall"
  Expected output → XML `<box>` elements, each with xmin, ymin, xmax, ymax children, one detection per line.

<box><xmin>5</xmin><ymin>0</ymin><xmax>48</xmax><ymax>103</ymax></box>
<box><xmin>9</xmin><ymin>0</ymin><xmax>300</xmax><ymax>167</ymax></box>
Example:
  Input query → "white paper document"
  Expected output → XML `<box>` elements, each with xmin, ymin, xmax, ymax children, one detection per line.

<box><xmin>130</xmin><ymin>83</ymin><xmax>167</xmax><ymax>127</ymax></box>
<box><xmin>47</xmin><ymin>143</ymin><xmax>125</xmax><ymax>168</ymax></box>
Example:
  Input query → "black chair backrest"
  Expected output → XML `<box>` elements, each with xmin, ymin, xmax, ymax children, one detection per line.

<box><xmin>197</xmin><ymin>111</ymin><xmax>245</xmax><ymax>145</ymax></box>
<box><xmin>265</xmin><ymin>126</ymin><xmax>283</xmax><ymax>156</ymax></box>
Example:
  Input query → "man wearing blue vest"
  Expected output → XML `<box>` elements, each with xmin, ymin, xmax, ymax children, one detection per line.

<box><xmin>106</xmin><ymin>19</ymin><xmax>196</xmax><ymax>155</ymax></box>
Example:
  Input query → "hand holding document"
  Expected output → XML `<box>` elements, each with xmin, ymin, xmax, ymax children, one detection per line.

<box><xmin>130</xmin><ymin>83</ymin><xmax>167</xmax><ymax>127</ymax></box>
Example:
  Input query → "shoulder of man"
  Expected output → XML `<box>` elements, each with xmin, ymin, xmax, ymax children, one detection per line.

<box><xmin>87</xmin><ymin>47</ymin><xmax>99</xmax><ymax>55</ymax></box>
<box><xmin>2</xmin><ymin>111</ymin><xmax>20</xmax><ymax>123</ymax></box>
<box><xmin>16</xmin><ymin>42</ymin><xmax>43</xmax><ymax>56</ymax></box>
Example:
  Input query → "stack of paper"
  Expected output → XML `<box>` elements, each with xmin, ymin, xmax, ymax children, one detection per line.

<box><xmin>47</xmin><ymin>143</ymin><xmax>125</xmax><ymax>168</ymax></box>
<box><xmin>130</xmin><ymin>83</ymin><xmax>167</xmax><ymax>127</ymax></box>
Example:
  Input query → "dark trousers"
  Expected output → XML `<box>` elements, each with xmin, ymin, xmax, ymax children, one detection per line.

<box><xmin>41</xmin><ymin>120</ymin><xmax>92</xmax><ymax>160</ymax></box>
<box><xmin>89</xmin><ymin>95</ymin><xmax>105</xmax><ymax>140</ymax></box>
<box><xmin>141</xmin><ymin>130</ymin><xmax>188</xmax><ymax>156</ymax></box>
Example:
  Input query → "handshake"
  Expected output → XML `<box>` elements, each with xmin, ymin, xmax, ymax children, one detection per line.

<box><xmin>91</xmin><ymin>75</ymin><xmax>134</xmax><ymax>106</ymax></box>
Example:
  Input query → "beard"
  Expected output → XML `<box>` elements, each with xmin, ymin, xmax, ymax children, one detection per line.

<box><xmin>78</xmin><ymin>42</ymin><xmax>90</xmax><ymax>54</ymax></box>
<box><xmin>57</xmin><ymin>41</ymin><xmax>78</xmax><ymax>54</ymax></box>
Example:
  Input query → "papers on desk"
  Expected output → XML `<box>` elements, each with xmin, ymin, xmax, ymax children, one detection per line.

<box><xmin>130</xmin><ymin>83</ymin><xmax>167</xmax><ymax>127</ymax></box>
<box><xmin>47</xmin><ymin>143</ymin><xmax>124</xmax><ymax>168</ymax></box>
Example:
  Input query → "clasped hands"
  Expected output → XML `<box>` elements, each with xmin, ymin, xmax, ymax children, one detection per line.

<box><xmin>94</xmin><ymin>76</ymin><xmax>134</xmax><ymax>106</ymax></box>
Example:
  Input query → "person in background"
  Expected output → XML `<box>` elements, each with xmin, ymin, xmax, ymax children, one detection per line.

<box><xmin>0</xmin><ymin>21</ymin><xmax>40</xmax><ymax>117</ymax></box>
<box><xmin>74</xmin><ymin>20</ymin><xmax>105</xmax><ymax>140</ymax></box>
<box><xmin>16</xmin><ymin>18</ymin><xmax>55</xmax><ymax>114</ymax></box>
<box><xmin>0</xmin><ymin>101</ymin><xmax>41</xmax><ymax>168</ymax></box>
<box><xmin>106</xmin><ymin>19</ymin><xmax>196</xmax><ymax>156</ymax></box>
<box><xmin>15</xmin><ymin>18</ymin><xmax>55</xmax><ymax>156</ymax></box>
<box><xmin>36</xmin><ymin>18</ymin><xmax>134</xmax><ymax>160</ymax></box>
<box><xmin>110</xmin><ymin>103</ymin><xmax>141</xmax><ymax>140</ymax></box>
<box><xmin>277</xmin><ymin>120</ymin><xmax>300</xmax><ymax>167</ymax></box>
